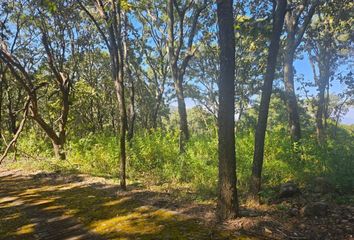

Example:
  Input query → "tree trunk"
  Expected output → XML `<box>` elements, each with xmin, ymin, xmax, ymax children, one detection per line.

<box><xmin>316</xmin><ymin>86</ymin><xmax>325</xmax><ymax>144</ymax></box>
<box><xmin>284</xmin><ymin>49</ymin><xmax>301</xmax><ymax>142</ymax></box>
<box><xmin>115</xmin><ymin>76</ymin><xmax>127</xmax><ymax>190</ymax></box>
<box><xmin>152</xmin><ymin>92</ymin><xmax>163</xmax><ymax>129</ymax></box>
<box><xmin>216</xmin><ymin>0</ymin><xmax>238</xmax><ymax>220</ymax></box>
<box><xmin>324</xmin><ymin>84</ymin><xmax>329</xmax><ymax>129</ymax></box>
<box><xmin>249</xmin><ymin>0</ymin><xmax>287</xmax><ymax>201</ymax></box>
<box><xmin>173</xmin><ymin>73</ymin><xmax>189</xmax><ymax>152</ymax></box>
<box><xmin>316</xmin><ymin>66</ymin><xmax>329</xmax><ymax>145</ymax></box>
<box><xmin>127</xmin><ymin>72</ymin><xmax>135</xmax><ymax>143</ymax></box>
<box><xmin>52</xmin><ymin>140</ymin><xmax>65</xmax><ymax>160</ymax></box>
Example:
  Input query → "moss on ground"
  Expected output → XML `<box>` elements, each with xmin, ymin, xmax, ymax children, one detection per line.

<box><xmin>0</xmin><ymin>171</ymin><xmax>256</xmax><ymax>240</ymax></box>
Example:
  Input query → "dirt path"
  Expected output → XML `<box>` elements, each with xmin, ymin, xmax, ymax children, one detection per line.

<box><xmin>0</xmin><ymin>169</ymin><xmax>254</xmax><ymax>240</ymax></box>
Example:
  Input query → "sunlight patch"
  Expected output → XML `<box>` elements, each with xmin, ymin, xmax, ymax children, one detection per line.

<box><xmin>15</xmin><ymin>223</ymin><xmax>36</xmax><ymax>235</ymax></box>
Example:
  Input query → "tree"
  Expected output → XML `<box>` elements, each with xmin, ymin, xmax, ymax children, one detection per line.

<box><xmin>78</xmin><ymin>0</ymin><xmax>130</xmax><ymax>190</ymax></box>
<box><xmin>0</xmin><ymin>0</ymin><xmax>82</xmax><ymax>159</ymax></box>
<box><xmin>216</xmin><ymin>0</ymin><xmax>239</xmax><ymax>220</ymax></box>
<box><xmin>249</xmin><ymin>0</ymin><xmax>287</xmax><ymax>201</ymax></box>
<box><xmin>306</xmin><ymin>0</ymin><xmax>353</xmax><ymax>144</ymax></box>
<box><xmin>167</xmin><ymin>0</ymin><xmax>208</xmax><ymax>151</ymax></box>
<box><xmin>132</xmin><ymin>4</ymin><xmax>170</xmax><ymax>129</ymax></box>
<box><xmin>283</xmin><ymin>0</ymin><xmax>320</xmax><ymax>142</ymax></box>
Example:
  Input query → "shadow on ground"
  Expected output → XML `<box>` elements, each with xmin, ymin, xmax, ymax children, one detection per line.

<box><xmin>0</xmin><ymin>170</ymin><xmax>256</xmax><ymax>240</ymax></box>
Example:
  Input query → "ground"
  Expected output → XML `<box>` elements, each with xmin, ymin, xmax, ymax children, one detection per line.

<box><xmin>0</xmin><ymin>168</ymin><xmax>353</xmax><ymax>240</ymax></box>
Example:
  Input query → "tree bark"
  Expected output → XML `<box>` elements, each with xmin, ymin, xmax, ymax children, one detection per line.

<box><xmin>249</xmin><ymin>0</ymin><xmax>287</xmax><ymax>201</ymax></box>
<box><xmin>284</xmin><ymin>49</ymin><xmax>301</xmax><ymax>141</ymax></box>
<box><xmin>174</xmin><ymin>73</ymin><xmax>189</xmax><ymax>152</ymax></box>
<box><xmin>127</xmin><ymin>70</ymin><xmax>136</xmax><ymax>143</ymax></box>
<box><xmin>216</xmin><ymin>0</ymin><xmax>238</xmax><ymax>220</ymax></box>
<box><xmin>52</xmin><ymin>141</ymin><xmax>66</xmax><ymax>160</ymax></box>
<box><xmin>152</xmin><ymin>92</ymin><xmax>163</xmax><ymax>129</ymax></box>
<box><xmin>316</xmin><ymin>86</ymin><xmax>325</xmax><ymax>144</ymax></box>
<box><xmin>316</xmin><ymin>66</ymin><xmax>329</xmax><ymax>145</ymax></box>
<box><xmin>115</xmin><ymin>75</ymin><xmax>127</xmax><ymax>190</ymax></box>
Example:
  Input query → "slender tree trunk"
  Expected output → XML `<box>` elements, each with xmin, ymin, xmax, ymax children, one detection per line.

<box><xmin>249</xmin><ymin>0</ymin><xmax>287</xmax><ymax>201</ymax></box>
<box><xmin>115</xmin><ymin>76</ymin><xmax>127</xmax><ymax>190</ymax></box>
<box><xmin>8</xmin><ymin>99</ymin><xmax>17</xmax><ymax>134</ymax></box>
<box><xmin>173</xmin><ymin>73</ymin><xmax>189</xmax><ymax>152</ymax></box>
<box><xmin>316</xmin><ymin>87</ymin><xmax>325</xmax><ymax>144</ymax></box>
<box><xmin>216</xmin><ymin>0</ymin><xmax>238</xmax><ymax>220</ymax></box>
<box><xmin>152</xmin><ymin>92</ymin><xmax>163</xmax><ymax>129</ymax></box>
<box><xmin>316</xmin><ymin>66</ymin><xmax>329</xmax><ymax>145</ymax></box>
<box><xmin>6</xmin><ymin>88</ymin><xmax>18</xmax><ymax>157</ymax></box>
<box><xmin>324</xmin><ymin>84</ymin><xmax>329</xmax><ymax>129</ymax></box>
<box><xmin>284</xmin><ymin>49</ymin><xmax>301</xmax><ymax>141</ymax></box>
<box><xmin>97</xmin><ymin>104</ymin><xmax>104</xmax><ymax>131</ymax></box>
<box><xmin>127</xmin><ymin>73</ymin><xmax>135</xmax><ymax>143</ymax></box>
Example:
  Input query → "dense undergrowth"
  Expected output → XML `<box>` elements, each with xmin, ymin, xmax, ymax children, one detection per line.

<box><xmin>7</xmin><ymin>120</ymin><xmax>353</xmax><ymax>203</ymax></box>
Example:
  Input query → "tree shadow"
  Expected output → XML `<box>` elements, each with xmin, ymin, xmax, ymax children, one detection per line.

<box><xmin>0</xmin><ymin>171</ymin><xmax>256</xmax><ymax>240</ymax></box>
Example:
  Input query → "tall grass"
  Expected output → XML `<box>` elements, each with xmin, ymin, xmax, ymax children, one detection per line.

<box><xmin>14</xmin><ymin>124</ymin><xmax>354</xmax><ymax>197</ymax></box>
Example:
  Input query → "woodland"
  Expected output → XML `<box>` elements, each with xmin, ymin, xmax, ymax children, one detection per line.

<box><xmin>0</xmin><ymin>0</ymin><xmax>353</xmax><ymax>239</ymax></box>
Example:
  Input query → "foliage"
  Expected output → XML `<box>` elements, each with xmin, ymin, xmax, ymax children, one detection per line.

<box><xmin>9</xmin><ymin>118</ymin><xmax>354</xmax><ymax>201</ymax></box>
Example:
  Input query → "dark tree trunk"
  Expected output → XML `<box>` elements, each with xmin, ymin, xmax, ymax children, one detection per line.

<box><xmin>216</xmin><ymin>0</ymin><xmax>238</xmax><ymax>220</ymax></box>
<box><xmin>249</xmin><ymin>0</ymin><xmax>287</xmax><ymax>201</ymax></box>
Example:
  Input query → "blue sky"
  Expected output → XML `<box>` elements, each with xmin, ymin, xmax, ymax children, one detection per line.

<box><xmin>294</xmin><ymin>57</ymin><xmax>354</xmax><ymax>125</ymax></box>
<box><xmin>175</xmin><ymin>56</ymin><xmax>354</xmax><ymax>125</ymax></box>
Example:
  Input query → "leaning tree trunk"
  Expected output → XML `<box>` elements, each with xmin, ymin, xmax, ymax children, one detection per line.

<box><xmin>284</xmin><ymin>49</ymin><xmax>301</xmax><ymax>142</ymax></box>
<box><xmin>249</xmin><ymin>0</ymin><xmax>287</xmax><ymax>202</ymax></box>
<box><xmin>216</xmin><ymin>0</ymin><xmax>239</xmax><ymax>220</ymax></box>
